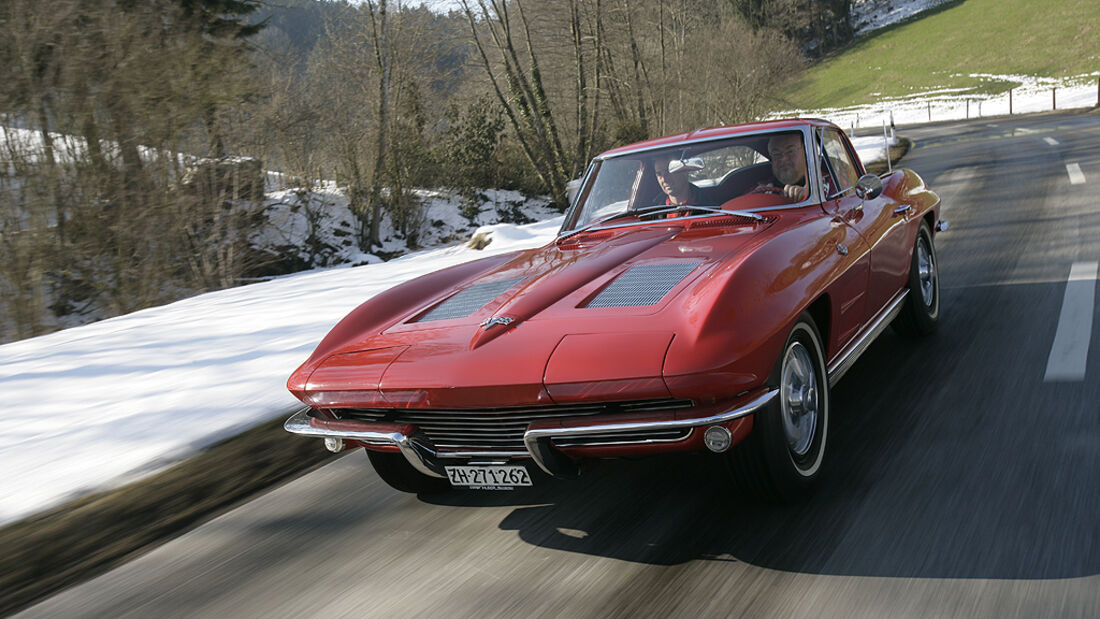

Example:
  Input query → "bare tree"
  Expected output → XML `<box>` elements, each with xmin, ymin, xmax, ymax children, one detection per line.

<box><xmin>682</xmin><ymin>17</ymin><xmax>803</xmax><ymax>127</ymax></box>
<box><xmin>363</xmin><ymin>0</ymin><xmax>392</xmax><ymax>249</ymax></box>
<box><xmin>460</xmin><ymin>0</ymin><xmax>574</xmax><ymax>208</ymax></box>
<box><xmin>0</xmin><ymin>0</ymin><xmax>265</xmax><ymax>341</ymax></box>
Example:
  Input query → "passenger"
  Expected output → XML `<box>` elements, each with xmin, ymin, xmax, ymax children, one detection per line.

<box><xmin>653</xmin><ymin>154</ymin><xmax>700</xmax><ymax>207</ymax></box>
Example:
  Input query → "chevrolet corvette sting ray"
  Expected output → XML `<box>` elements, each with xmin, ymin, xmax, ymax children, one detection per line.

<box><xmin>285</xmin><ymin>119</ymin><xmax>943</xmax><ymax>500</ymax></box>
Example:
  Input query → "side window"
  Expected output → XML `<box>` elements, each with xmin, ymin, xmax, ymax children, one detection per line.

<box><xmin>822</xmin><ymin>130</ymin><xmax>860</xmax><ymax>192</ymax></box>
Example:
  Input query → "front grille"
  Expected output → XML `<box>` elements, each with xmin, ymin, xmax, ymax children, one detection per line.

<box><xmin>331</xmin><ymin>399</ymin><xmax>693</xmax><ymax>452</ymax></box>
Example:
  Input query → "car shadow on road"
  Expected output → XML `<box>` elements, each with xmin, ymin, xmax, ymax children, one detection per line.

<box><xmin>424</xmin><ymin>314</ymin><xmax>1099</xmax><ymax>580</ymax></box>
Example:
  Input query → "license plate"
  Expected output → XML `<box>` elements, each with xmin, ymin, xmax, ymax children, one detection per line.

<box><xmin>445</xmin><ymin>465</ymin><xmax>532</xmax><ymax>489</ymax></box>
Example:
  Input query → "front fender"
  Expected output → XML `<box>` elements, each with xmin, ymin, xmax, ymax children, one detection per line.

<box><xmin>662</xmin><ymin>209</ymin><xmax>861</xmax><ymax>400</ymax></box>
<box><xmin>287</xmin><ymin>250</ymin><xmax>523</xmax><ymax>392</ymax></box>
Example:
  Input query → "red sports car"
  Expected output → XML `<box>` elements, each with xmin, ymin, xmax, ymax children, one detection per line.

<box><xmin>285</xmin><ymin>119</ymin><xmax>943</xmax><ymax>500</ymax></box>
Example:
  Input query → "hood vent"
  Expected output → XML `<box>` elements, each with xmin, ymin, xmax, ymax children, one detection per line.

<box><xmin>416</xmin><ymin>277</ymin><xmax>524</xmax><ymax>322</ymax></box>
<box><xmin>585</xmin><ymin>262</ymin><xmax>701</xmax><ymax>308</ymax></box>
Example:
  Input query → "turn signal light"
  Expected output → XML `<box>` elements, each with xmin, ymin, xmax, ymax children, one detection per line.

<box><xmin>704</xmin><ymin>425</ymin><xmax>733</xmax><ymax>453</ymax></box>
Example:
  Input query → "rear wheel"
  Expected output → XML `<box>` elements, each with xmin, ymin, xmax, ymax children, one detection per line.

<box><xmin>727</xmin><ymin>314</ymin><xmax>829</xmax><ymax>502</ymax></box>
<box><xmin>893</xmin><ymin>220</ymin><xmax>939</xmax><ymax>336</ymax></box>
<box><xmin>366</xmin><ymin>449</ymin><xmax>450</xmax><ymax>494</ymax></box>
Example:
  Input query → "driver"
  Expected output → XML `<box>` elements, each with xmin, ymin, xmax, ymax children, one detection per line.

<box><xmin>653</xmin><ymin>154</ymin><xmax>700</xmax><ymax>207</ymax></box>
<box><xmin>754</xmin><ymin>133</ymin><xmax>809</xmax><ymax>202</ymax></box>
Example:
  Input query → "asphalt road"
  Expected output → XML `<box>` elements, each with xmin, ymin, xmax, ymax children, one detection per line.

<box><xmin>19</xmin><ymin>111</ymin><xmax>1100</xmax><ymax>618</ymax></box>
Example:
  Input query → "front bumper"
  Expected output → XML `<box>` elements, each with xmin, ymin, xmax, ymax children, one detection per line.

<box><xmin>284</xmin><ymin>388</ymin><xmax>777</xmax><ymax>479</ymax></box>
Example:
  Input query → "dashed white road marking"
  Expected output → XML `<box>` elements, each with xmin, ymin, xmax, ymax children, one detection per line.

<box><xmin>1066</xmin><ymin>163</ymin><xmax>1086</xmax><ymax>185</ymax></box>
<box><xmin>1044</xmin><ymin>261</ymin><xmax>1098</xmax><ymax>382</ymax></box>
<box><xmin>1044</xmin><ymin>137</ymin><xmax>1059</xmax><ymax>146</ymax></box>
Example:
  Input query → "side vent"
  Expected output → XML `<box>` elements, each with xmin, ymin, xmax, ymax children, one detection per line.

<box><xmin>585</xmin><ymin>262</ymin><xmax>701</xmax><ymax>308</ymax></box>
<box><xmin>416</xmin><ymin>277</ymin><xmax>524</xmax><ymax>322</ymax></box>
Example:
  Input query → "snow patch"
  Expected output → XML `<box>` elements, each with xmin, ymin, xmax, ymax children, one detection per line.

<box><xmin>0</xmin><ymin>213</ymin><xmax>562</xmax><ymax>526</ymax></box>
<box><xmin>785</xmin><ymin>72</ymin><xmax>1100</xmax><ymax>134</ymax></box>
<box><xmin>851</xmin><ymin>0</ymin><xmax>956</xmax><ymax>36</ymax></box>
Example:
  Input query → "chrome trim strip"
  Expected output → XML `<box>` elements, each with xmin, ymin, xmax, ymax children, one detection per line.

<box><xmin>552</xmin><ymin>428</ymin><xmax>693</xmax><ymax>448</ymax></box>
<box><xmin>284</xmin><ymin>408</ymin><xmax>446</xmax><ymax>478</ymax></box>
<box><xmin>594</xmin><ymin>125</ymin><xmax>813</xmax><ymax>161</ymax></box>
<box><xmin>397</xmin><ymin>440</ymin><xmax>448</xmax><ymax>478</ymax></box>
<box><xmin>522</xmin><ymin>389</ymin><xmax>778</xmax><ymax>476</ymax></box>
<box><xmin>433</xmin><ymin>450</ymin><xmax>530</xmax><ymax>459</ymax></box>
<box><xmin>826</xmin><ymin>290</ymin><xmax>908</xmax><ymax>388</ymax></box>
<box><xmin>288</xmin><ymin>389</ymin><xmax>778</xmax><ymax>481</ymax></box>
<box><xmin>285</xmin><ymin>408</ymin><xmax>404</xmax><ymax>445</ymax></box>
<box><xmin>557</xmin><ymin>125</ymin><xmax>823</xmax><ymax>237</ymax></box>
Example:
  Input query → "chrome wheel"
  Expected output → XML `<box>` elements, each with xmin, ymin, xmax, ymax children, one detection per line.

<box><xmin>893</xmin><ymin>221</ymin><xmax>940</xmax><ymax>337</ymax></box>
<box><xmin>780</xmin><ymin>340</ymin><xmax>819</xmax><ymax>458</ymax></box>
<box><xmin>725</xmin><ymin>315</ymin><xmax>829</xmax><ymax>501</ymax></box>
<box><xmin>917</xmin><ymin>235</ymin><xmax>936</xmax><ymax>307</ymax></box>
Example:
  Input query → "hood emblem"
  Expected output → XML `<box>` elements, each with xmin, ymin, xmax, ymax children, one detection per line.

<box><xmin>480</xmin><ymin>316</ymin><xmax>515</xmax><ymax>330</ymax></box>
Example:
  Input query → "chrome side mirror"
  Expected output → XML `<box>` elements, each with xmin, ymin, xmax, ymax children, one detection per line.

<box><xmin>667</xmin><ymin>157</ymin><xmax>705</xmax><ymax>174</ymax></box>
<box><xmin>854</xmin><ymin>174</ymin><xmax>883</xmax><ymax>200</ymax></box>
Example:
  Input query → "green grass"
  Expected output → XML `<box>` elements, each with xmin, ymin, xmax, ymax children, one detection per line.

<box><xmin>784</xmin><ymin>0</ymin><xmax>1100</xmax><ymax>110</ymax></box>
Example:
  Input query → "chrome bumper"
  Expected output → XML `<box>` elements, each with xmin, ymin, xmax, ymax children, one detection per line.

<box><xmin>284</xmin><ymin>389</ymin><xmax>777</xmax><ymax>479</ymax></box>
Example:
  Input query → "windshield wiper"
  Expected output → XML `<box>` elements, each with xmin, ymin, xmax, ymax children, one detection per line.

<box><xmin>557</xmin><ymin>204</ymin><xmax>765</xmax><ymax>243</ymax></box>
<box><xmin>624</xmin><ymin>204</ymin><xmax>766</xmax><ymax>221</ymax></box>
<box><xmin>556</xmin><ymin>205</ymin><xmax>671</xmax><ymax>242</ymax></box>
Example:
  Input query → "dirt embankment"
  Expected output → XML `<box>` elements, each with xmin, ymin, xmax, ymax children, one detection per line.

<box><xmin>0</xmin><ymin>415</ymin><xmax>335</xmax><ymax>616</ymax></box>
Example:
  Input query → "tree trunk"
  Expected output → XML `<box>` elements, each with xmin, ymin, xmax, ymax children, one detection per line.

<box><xmin>570</xmin><ymin>0</ymin><xmax>589</xmax><ymax>174</ymax></box>
<box><xmin>461</xmin><ymin>0</ymin><xmax>570</xmax><ymax>208</ymax></box>
<box><xmin>362</xmin><ymin>0</ymin><xmax>391</xmax><ymax>251</ymax></box>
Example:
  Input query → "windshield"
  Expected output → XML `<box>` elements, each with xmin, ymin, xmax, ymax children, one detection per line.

<box><xmin>562</xmin><ymin>130</ymin><xmax>810</xmax><ymax>233</ymax></box>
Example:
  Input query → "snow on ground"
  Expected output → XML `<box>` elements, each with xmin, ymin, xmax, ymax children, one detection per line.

<box><xmin>3</xmin><ymin>0</ymin><xmax>1096</xmax><ymax>527</ymax></box>
<box><xmin>0</xmin><ymin>215</ymin><xmax>562</xmax><ymax>526</ymax></box>
<box><xmin>787</xmin><ymin>0</ymin><xmax>1100</xmax><ymax>131</ymax></box>
<box><xmin>852</xmin><ymin>134</ymin><xmax>898</xmax><ymax>166</ymax></box>
<box><xmin>0</xmin><ymin>100</ymin><xmax>1045</xmax><ymax>527</ymax></box>
<box><xmin>790</xmin><ymin>72</ymin><xmax>1100</xmax><ymax>133</ymax></box>
<box><xmin>254</xmin><ymin>185</ymin><xmax>555</xmax><ymax>267</ymax></box>
<box><xmin>0</xmin><ymin>133</ymin><xmax>896</xmax><ymax>525</ymax></box>
<box><xmin>851</xmin><ymin>0</ymin><xmax>955</xmax><ymax>37</ymax></box>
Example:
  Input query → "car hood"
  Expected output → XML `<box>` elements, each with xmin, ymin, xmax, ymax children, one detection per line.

<box><xmin>290</xmin><ymin>216</ymin><xmax>775</xmax><ymax>408</ymax></box>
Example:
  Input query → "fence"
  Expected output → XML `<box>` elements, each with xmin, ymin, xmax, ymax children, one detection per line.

<box><xmin>841</xmin><ymin>75</ymin><xmax>1100</xmax><ymax>131</ymax></box>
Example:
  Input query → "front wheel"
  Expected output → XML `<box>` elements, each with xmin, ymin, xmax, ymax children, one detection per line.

<box><xmin>727</xmin><ymin>314</ymin><xmax>829</xmax><ymax>502</ymax></box>
<box><xmin>893</xmin><ymin>220</ymin><xmax>939</xmax><ymax>336</ymax></box>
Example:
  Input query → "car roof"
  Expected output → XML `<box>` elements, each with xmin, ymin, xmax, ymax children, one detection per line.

<box><xmin>596</xmin><ymin>118</ymin><xmax>838</xmax><ymax>160</ymax></box>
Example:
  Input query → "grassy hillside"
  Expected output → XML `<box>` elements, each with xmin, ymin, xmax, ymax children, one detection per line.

<box><xmin>784</xmin><ymin>0</ymin><xmax>1100</xmax><ymax>109</ymax></box>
